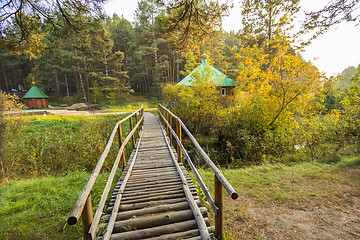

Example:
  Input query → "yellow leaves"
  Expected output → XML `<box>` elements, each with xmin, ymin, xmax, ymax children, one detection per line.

<box><xmin>235</xmin><ymin>35</ymin><xmax>324</xmax><ymax>129</ymax></box>
<box><xmin>19</xmin><ymin>33</ymin><xmax>46</xmax><ymax>59</ymax></box>
<box><xmin>0</xmin><ymin>90</ymin><xmax>26</xmax><ymax>112</ymax></box>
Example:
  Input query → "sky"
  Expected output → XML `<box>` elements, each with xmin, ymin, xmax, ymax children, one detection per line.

<box><xmin>104</xmin><ymin>0</ymin><xmax>360</xmax><ymax>77</ymax></box>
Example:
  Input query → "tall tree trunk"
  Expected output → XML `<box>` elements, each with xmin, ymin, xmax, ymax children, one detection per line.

<box><xmin>78</xmin><ymin>67</ymin><xmax>87</xmax><ymax>104</ymax></box>
<box><xmin>167</xmin><ymin>47</ymin><xmax>171</xmax><ymax>84</ymax></box>
<box><xmin>172</xmin><ymin>52</ymin><xmax>175</xmax><ymax>83</ymax></box>
<box><xmin>64</xmin><ymin>74</ymin><xmax>70</xmax><ymax>97</ymax></box>
<box><xmin>151</xmin><ymin>2</ymin><xmax>158</xmax><ymax>66</ymax></box>
<box><xmin>86</xmin><ymin>76</ymin><xmax>90</xmax><ymax>104</ymax></box>
<box><xmin>176</xmin><ymin>51</ymin><xmax>179</xmax><ymax>82</ymax></box>
<box><xmin>84</xmin><ymin>56</ymin><xmax>90</xmax><ymax>103</ymax></box>
<box><xmin>73</xmin><ymin>39</ymin><xmax>88</xmax><ymax>104</ymax></box>
<box><xmin>54</xmin><ymin>71</ymin><xmax>62</xmax><ymax>104</ymax></box>
<box><xmin>145</xmin><ymin>67</ymin><xmax>151</xmax><ymax>98</ymax></box>
<box><xmin>104</xmin><ymin>56</ymin><xmax>109</xmax><ymax>77</ymax></box>
<box><xmin>0</xmin><ymin>58</ymin><xmax>9</xmax><ymax>92</ymax></box>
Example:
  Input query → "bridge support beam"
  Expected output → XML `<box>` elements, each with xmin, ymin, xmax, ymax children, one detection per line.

<box><xmin>215</xmin><ymin>175</ymin><xmax>223</xmax><ymax>240</ymax></box>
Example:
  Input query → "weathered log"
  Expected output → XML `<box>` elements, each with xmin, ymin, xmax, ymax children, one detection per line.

<box><xmin>110</xmin><ymin>193</ymin><xmax>199</xmax><ymax>206</ymax></box>
<box><xmin>108</xmin><ymin>208</ymin><xmax>207</xmax><ymax>232</ymax></box>
<box><xmin>113</xmin><ymin>189</ymin><xmax>190</xmax><ymax>202</ymax></box>
<box><xmin>120</xmin><ymin>184</ymin><xmax>196</xmax><ymax>195</ymax></box>
<box><xmin>124</xmin><ymin>178</ymin><xmax>183</xmax><ymax>187</ymax></box>
<box><xmin>186</xmin><ymin>237</ymin><xmax>202</xmax><ymax>240</ymax></box>
<box><xmin>107</xmin><ymin>197</ymin><xmax>194</xmax><ymax>213</ymax></box>
<box><xmin>129</xmin><ymin>166</ymin><xmax>176</xmax><ymax>174</ymax></box>
<box><xmin>147</xmin><ymin>228</ymin><xmax>200</xmax><ymax>240</ymax></box>
<box><xmin>114</xmin><ymin>187</ymin><xmax>197</xmax><ymax>201</ymax></box>
<box><xmin>110</xmin><ymin>219</ymin><xmax>207</xmax><ymax>240</ymax></box>
<box><xmin>102</xmin><ymin>201</ymin><xmax>201</xmax><ymax>222</ymax></box>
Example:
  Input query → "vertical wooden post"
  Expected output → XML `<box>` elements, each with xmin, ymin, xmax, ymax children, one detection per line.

<box><xmin>129</xmin><ymin>117</ymin><xmax>136</xmax><ymax>148</ymax></box>
<box><xmin>81</xmin><ymin>194</ymin><xmax>94</xmax><ymax>240</ymax></box>
<box><xmin>176</xmin><ymin>120</ymin><xmax>182</xmax><ymax>163</ymax></box>
<box><xmin>117</xmin><ymin>124</ymin><xmax>126</xmax><ymax>169</ymax></box>
<box><xmin>140</xmin><ymin>108</ymin><xmax>144</xmax><ymax>129</ymax></box>
<box><xmin>166</xmin><ymin>111</ymin><xmax>169</xmax><ymax>136</ymax></box>
<box><xmin>169</xmin><ymin>115</ymin><xmax>173</xmax><ymax>145</ymax></box>
<box><xmin>135</xmin><ymin>112</ymin><xmax>140</xmax><ymax>137</ymax></box>
<box><xmin>215</xmin><ymin>175</ymin><xmax>223</xmax><ymax>240</ymax></box>
<box><xmin>160</xmin><ymin>108</ymin><xmax>163</xmax><ymax>126</ymax></box>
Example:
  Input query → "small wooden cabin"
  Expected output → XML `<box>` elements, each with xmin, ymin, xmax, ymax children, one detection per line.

<box><xmin>23</xmin><ymin>82</ymin><xmax>49</xmax><ymax>109</ymax></box>
<box><xmin>177</xmin><ymin>59</ymin><xmax>236</xmax><ymax>96</ymax></box>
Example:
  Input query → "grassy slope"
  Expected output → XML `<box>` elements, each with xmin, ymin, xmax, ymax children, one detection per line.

<box><xmin>0</xmin><ymin>172</ymin><xmax>87</xmax><ymax>239</ymax></box>
<box><xmin>0</xmin><ymin>171</ymin><xmax>122</xmax><ymax>240</ymax></box>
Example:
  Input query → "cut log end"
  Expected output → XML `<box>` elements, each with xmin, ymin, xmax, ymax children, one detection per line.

<box><xmin>231</xmin><ymin>192</ymin><xmax>238</xmax><ymax>200</ymax></box>
<box><xmin>67</xmin><ymin>216</ymin><xmax>78</xmax><ymax>225</ymax></box>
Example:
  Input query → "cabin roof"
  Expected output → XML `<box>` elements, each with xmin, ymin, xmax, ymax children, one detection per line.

<box><xmin>23</xmin><ymin>84</ymin><xmax>49</xmax><ymax>99</ymax></box>
<box><xmin>177</xmin><ymin>59</ymin><xmax>235</xmax><ymax>87</ymax></box>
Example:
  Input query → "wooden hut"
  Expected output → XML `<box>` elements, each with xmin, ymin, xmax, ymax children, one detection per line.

<box><xmin>177</xmin><ymin>59</ymin><xmax>236</xmax><ymax>96</ymax></box>
<box><xmin>23</xmin><ymin>82</ymin><xmax>49</xmax><ymax>109</ymax></box>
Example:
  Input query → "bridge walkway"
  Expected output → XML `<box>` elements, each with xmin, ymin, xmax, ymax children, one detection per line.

<box><xmin>98</xmin><ymin>112</ymin><xmax>211</xmax><ymax>240</ymax></box>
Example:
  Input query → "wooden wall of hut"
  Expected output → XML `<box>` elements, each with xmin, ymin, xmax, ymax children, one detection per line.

<box><xmin>24</xmin><ymin>98</ymin><xmax>48</xmax><ymax>109</ymax></box>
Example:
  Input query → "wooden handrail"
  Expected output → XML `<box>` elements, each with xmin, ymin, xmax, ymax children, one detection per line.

<box><xmin>158</xmin><ymin>104</ymin><xmax>238</xmax><ymax>198</ymax></box>
<box><xmin>67</xmin><ymin>106</ymin><xmax>144</xmax><ymax>240</ymax></box>
<box><xmin>158</xmin><ymin>104</ymin><xmax>238</xmax><ymax>240</ymax></box>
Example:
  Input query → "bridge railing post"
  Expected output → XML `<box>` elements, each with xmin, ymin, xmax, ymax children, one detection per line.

<box><xmin>129</xmin><ymin>116</ymin><xmax>136</xmax><ymax>149</ymax></box>
<box><xmin>141</xmin><ymin>107</ymin><xmax>144</xmax><ymax>128</ymax></box>
<box><xmin>117</xmin><ymin>123</ymin><xmax>126</xmax><ymax>169</ymax></box>
<box><xmin>166</xmin><ymin>111</ymin><xmax>169</xmax><ymax>136</ymax></box>
<box><xmin>176</xmin><ymin>120</ymin><xmax>182</xmax><ymax>163</ymax></box>
<box><xmin>135</xmin><ymin>112</ymin><xmax>140</xmax><ymax>137</ymax></box>
<box><xmin>214</xmin><ymin>175</ymin><xmax>223</xmax><ymax>240</ymax></box>
<box><xmin>169</xmin><ymin>115</ymin><xmax>173</xmax><ymax>145</ymax></box>
<box><xmin>81</xmin><ymin>194</ymin><xmax>94</xmax><ymax>240</ymax></box>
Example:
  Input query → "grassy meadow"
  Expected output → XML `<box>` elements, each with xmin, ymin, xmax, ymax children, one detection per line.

<box><xmin>0</xmin><ymin>113</ymin><xmax>132</xmax><ymax>181</ymax></box>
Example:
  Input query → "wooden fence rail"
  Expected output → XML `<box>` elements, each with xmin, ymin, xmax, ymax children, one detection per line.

<box><xmin>158</xmin><ymin>104</ymin><xmax>238</xmax><ymax>240</ymax></box>
<box><xmin>67</xmin><ymin>106</ymin><xmax>144</xmax><ymax>240</ymax></box>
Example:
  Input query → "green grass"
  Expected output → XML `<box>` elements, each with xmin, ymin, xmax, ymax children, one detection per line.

<box><xmin>335</xmin><ymin>154</ymin><xmax>360</xmax><ymax>169</ymax></box>
<box><xmin>0</xmin><ymin>171</ymin><xmax>116</xmax><ymax>240</ymax></box>
<box><xmin>189</xmin><ymin>161</ymin><xmax>359</xmax><ymax>239</ymax></box>
<box><xmin>194</xmin><ymin>161</ymin><xmax>359</xmax><ymax>205</ymax></box>
<box><xmin>0</xmin><ymin>114</ymin><xmax>132</xmax><ymax>181</ymax></box>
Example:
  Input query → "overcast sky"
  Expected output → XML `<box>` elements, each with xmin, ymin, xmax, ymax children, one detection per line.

<box><xmin>104</xmin><ymin>0</ymin><xmax>360</xmax><ymax>77</ymax></box>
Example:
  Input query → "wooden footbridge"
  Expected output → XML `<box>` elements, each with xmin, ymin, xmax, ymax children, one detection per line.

<box><xmin>68</xmin><ymin>105</ymin><xmax>238</xmax><ymax>240</ymax></box>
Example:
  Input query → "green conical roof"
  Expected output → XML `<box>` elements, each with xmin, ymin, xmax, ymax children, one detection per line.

<box><xmin>177</xmin><ymin>60</ymin><xmax>235</xmax><ymax>87</ymax></box>
<box><xmin>23</xmin><ymin>84</ymin><xmax>49</xmax><ymax>99</ymax></box>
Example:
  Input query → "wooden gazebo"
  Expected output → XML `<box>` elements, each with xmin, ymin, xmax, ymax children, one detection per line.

<box><xmin>23</xmin><ymin>82</ymin><xmax>49</xmax><ymax>109</ymax></box>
